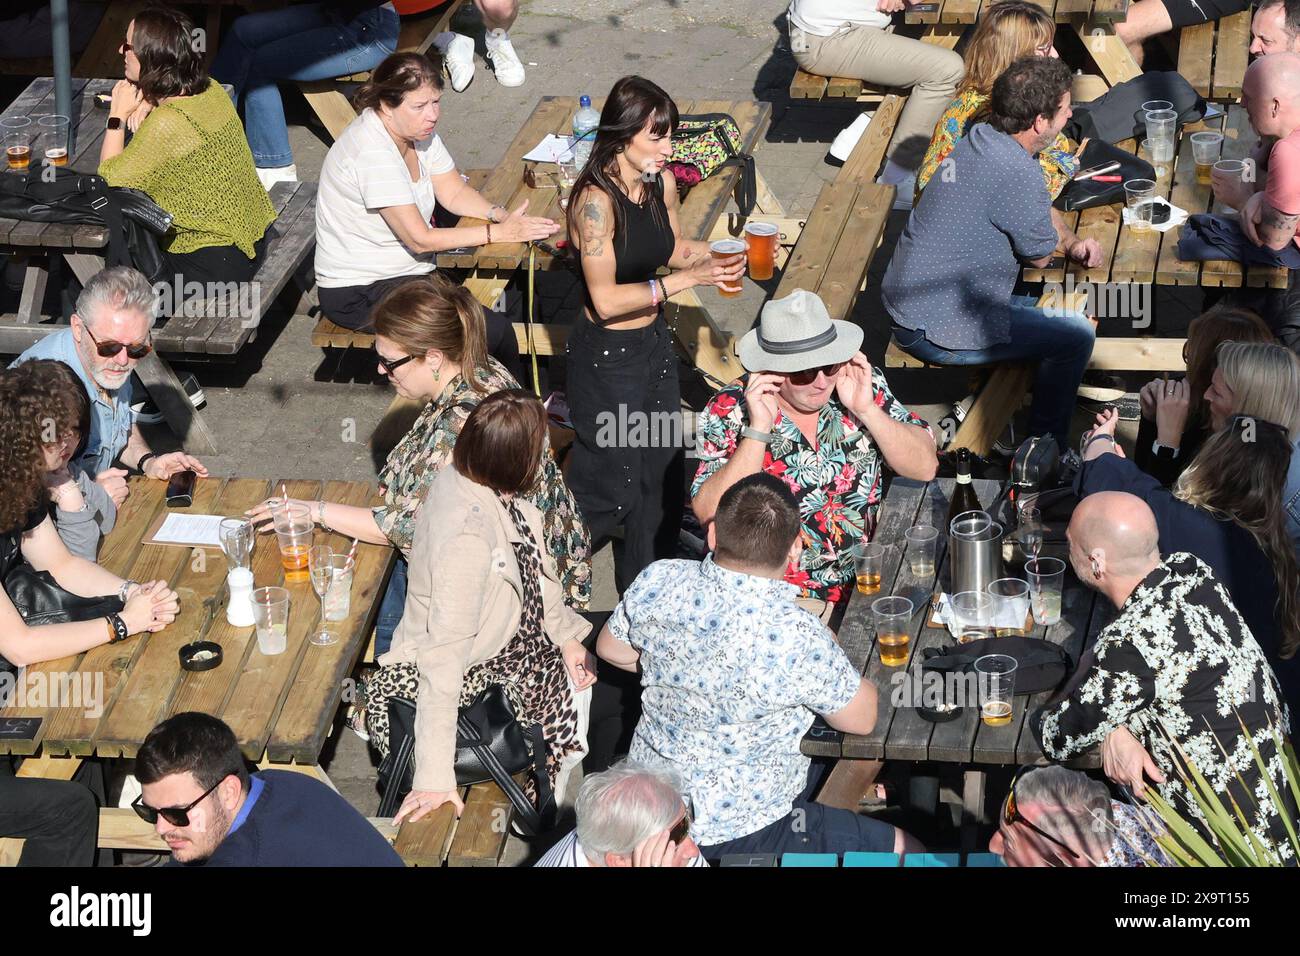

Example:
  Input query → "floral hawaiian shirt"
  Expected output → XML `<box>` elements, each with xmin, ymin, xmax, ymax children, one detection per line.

<box><xmin>373</xmin><ymin>357</ymin><xmax>591</xmax><ymax>608</ymax></box>
<box><xmin>691</xmin><ymin>369</ymin><xmax>929</xmax><ymax>603</ymax></box>
<box><xmin>915</xmin><ymin>88</ymin><xmax>1079</xmax><ymax>203</ymax></box>
<box><xmin>1036</xmin><ymin>553</ymin><xmax>1294</xmax><ymax>862</ymax></box>
<box><xmin>609</xmin><ymin>556</ymin><xmax>862</xmax><ymax>846</ymax></box>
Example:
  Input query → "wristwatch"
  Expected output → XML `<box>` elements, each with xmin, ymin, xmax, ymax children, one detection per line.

<box><xmin>1151</xmin><ymin>441</ymin><xmax>1179</xmax><ymax>460</ymax></box>
<box><xmin>106</xmin><ymin>116</ymin><xmax>124</xmax><ymax>131</ymax></box>
<box><xmin>741</xmin><ymin>426</ymin><xmax>774</xmax><ymax>445</ymax></box>
<box><xmin>118</xmin><ymin>579</ymin><xmax>138</xmax><ymax>603</ymax></box>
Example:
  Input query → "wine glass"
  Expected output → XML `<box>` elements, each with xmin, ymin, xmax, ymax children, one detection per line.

<box><xmin>308</xmin><ymin>545</ymin><xmax>336</xmax><ymax>646</ymax></box>
<box><xmin>1018</xmin><ymin>505</ymin><xmax>1044</xmax><ymax>562</ymax></box>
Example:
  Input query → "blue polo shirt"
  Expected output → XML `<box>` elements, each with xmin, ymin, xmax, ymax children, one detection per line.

<box><xmin>11</xmin><ymin>328</ymin><xmax>136</xmax><ymax>477</ymax></box>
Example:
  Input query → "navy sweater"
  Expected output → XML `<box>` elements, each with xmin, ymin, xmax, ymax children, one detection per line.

<box><xmin>177</xmin><ymin>770</ymin><xmax>403</xmax><ymax>868</ymax></box>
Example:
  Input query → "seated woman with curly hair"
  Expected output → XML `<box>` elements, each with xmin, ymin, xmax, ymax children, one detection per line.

<box><xmin>99</xmin><ymin>4</ymin><xmax>275</xmax><ymax>287</ymax></box>
<box><xmin>0</xmin><ymin>364</ymin><xmax>179</xmax><ymax>668</ymax></box>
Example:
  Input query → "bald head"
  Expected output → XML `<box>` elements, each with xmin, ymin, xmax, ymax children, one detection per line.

<box><xmin>1244</xmin><ymin>53</ymin><xmax>1300</xmax><ymax>136</ymax></box>
<box><xmin>1070</xmin><ymin>492</ymin><xmax>1160</xmax><ymax>577</ymax></box>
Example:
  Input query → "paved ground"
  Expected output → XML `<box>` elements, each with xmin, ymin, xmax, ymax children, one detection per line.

<box><xmin>1</xmin><ymin>0</ymin><xmax>1212</xmax><ymax>859</ymax></box>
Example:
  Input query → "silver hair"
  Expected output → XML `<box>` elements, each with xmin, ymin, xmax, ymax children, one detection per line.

<box><xmin>74</xmin><ymin>266</ymin><xmax>156</xmax><ymax>329</ymax></box>
<box><xmin>574</xmin><ymin>760</ymin><xmax>687</xmax><ymax>864</ymax></box>
<box><xmin>1014</xmin><ymin>766</ymin><xmax>1113</xmax><ymax>861</ymax></box>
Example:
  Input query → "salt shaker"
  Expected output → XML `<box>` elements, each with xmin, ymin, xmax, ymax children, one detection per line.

<box><xmin>226</xmin><ymin>567</ymin><xmax>256</xmax><ymax>627</ymax></box>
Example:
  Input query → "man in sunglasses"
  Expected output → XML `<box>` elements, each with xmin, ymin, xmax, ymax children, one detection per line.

<box><xmin>1032</xmin><ymin>492</ymin><xmax>1295</xmax><ymax>861</ymax></box>
<box><xmin>12</xmin><ymin>266</ymin><xmax>207</xmax><ymax>509</ymax></box>
<box><xmin>989</xmin><ymin>765</ymin><xmax>1169</xmax><ymax>867</ymax></box>
<box><xmin>693</xmin><ymin>289</ymin><xmax>937</xmax><ymax>622</ymax></box>
<box><xmin>535</xmin><ymin>761</ymin><xmax>706</xmax><ymax>867</ymax></box>
<box><xmin>135</xmin><ymin>712</ymin><xmax>402</xmax><ymax>867</ymax></box>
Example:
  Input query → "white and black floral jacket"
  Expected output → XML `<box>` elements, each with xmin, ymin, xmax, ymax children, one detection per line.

<box><xmin>1035</xmin><ymin>553</ymin><xmax>1295</xmax><ymax>862</ymax></box>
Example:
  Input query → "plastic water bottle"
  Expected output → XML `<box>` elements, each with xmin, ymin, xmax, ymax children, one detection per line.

<box><xmin>572</xmin><ymin>95</ymin><xmax>600</xmax><ymax>170</ymax></box>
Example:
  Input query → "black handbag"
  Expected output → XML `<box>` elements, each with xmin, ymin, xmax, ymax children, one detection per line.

<box><xmin>0</xmin><ymin>563</ymin><xmax>125</xmax><ymax>672</ymax></box>
<box><xmin>1055</xmin><ymin>139</ymin><xmax>1156</xmax><ymax>212</ymax></box>
<box><xmin>0</xmin><ymin>166</ymin><xmax>172</xmax><ymax>281</ymax></box>
<box><xmin>916</xmin><ymin>636</ymin><xmax>1074</xmax><ymax>721</ymax></box>
<box><xmin>376</xmin><ymin>685</ymin><xmax>557</xmax><ymax>835</ymax></box>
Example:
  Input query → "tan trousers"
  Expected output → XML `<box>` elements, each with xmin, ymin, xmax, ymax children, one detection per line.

<box><xmin>791</xmin><ymin>20</ymin><xmax>964</xmax><ymax>170</ymax></box>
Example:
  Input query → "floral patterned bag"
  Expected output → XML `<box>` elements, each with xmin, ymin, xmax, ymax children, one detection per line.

<box><xmin>668</xmin><ymin>113</ymin><xmax>756</xmax><ymax>216</ymax></box>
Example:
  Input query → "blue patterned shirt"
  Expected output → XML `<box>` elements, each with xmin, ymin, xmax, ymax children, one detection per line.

<box><xmin>609</xmin><ymin>556</ymin><xmax>862</xmax><ymax>846</ymax></box>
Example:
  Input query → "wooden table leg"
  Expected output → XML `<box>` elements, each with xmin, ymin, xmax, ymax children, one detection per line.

<box><xmin>16</xmin><ymin>753</ymin><xmax>84</xmax><ymax>780</ymax></box>
<box><xmin>131</xmin><ymin>350</ymin><xmax>220</xmax><ymax>455</ymax></box>
<box><xmin>16</xmin><ymin>259</ymin><xmax>50</xmax><ymax>326</ymax></box>
<box><xmin>815</xmin><ymin>759</ymin><xmax>885</xmax><ymax>810</ymax></box>
<box><xmin>754</xmin><ymin>169</ymin><xmax>787</xmax><ymax>218</ymax></box>
<box><xmin>256</xmin><ymin>756</ymin><xmax>340</xmax><ymax>794</ymax></box>
<box><xmin>961</xmin><ymin>768</ymin><xmax>987</xmax><ymax>854</ymax></box>
<box><xmin>666</xmin><ymin>290</ymin><xmax>743</xmax><ymax>390</ymax></box>
<box><xmin>1075</xmin><ymin>21</ymin><xmax>1142</xmax><ymax>87</ymax></box>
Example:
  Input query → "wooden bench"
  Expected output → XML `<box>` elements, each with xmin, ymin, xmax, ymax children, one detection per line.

<box><xmin>299</xmin><ymin>0</ymin><xmax>468</xmax><ymax>141</ymax></box>
<box><xmin>1176</xmin><ymin>9</ymin><xmax>1251</xmax><ymax>101</ymax></box>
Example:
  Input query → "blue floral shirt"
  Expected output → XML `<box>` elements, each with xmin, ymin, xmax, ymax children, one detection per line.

<box><xmin>609</xmin><ymin>556</ymin><xmax>862</xmax><ymax>846</ymax></box>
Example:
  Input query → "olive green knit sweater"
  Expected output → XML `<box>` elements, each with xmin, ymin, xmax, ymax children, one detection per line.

<box><xmin>100</xmin><ymin>82</ymin><xmax>276</xmax><ymax>257</ymax></box>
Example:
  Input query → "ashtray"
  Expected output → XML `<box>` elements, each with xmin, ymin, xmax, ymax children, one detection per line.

<box><xmin>179</xmin><ymin>641</ymin><xmax>223</xmax><ymax>672</ymax></box>
<box><xmin>918</xmin><ymin>700</ymin><xmax>963</xmax><ymax>723</ymax></box>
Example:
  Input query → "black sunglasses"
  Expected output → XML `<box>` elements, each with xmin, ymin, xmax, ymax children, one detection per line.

<box><xmin>132</xmin><ymin>778</ymin><xmax>223</xmax><ymax>828</ymax></box>
<box><xmin>375</xmin><ymin>349</ymin><xmax>415</xmax><ymax>376</ymax></box>
<box><xmin>788</xmin><ymin>361</ymin><xmax>845</xmax><ymax>386</ymax></box>
<box><xmin>83</xmin><ymin>322</ymin><xmax>153</xmax><ymax>359</ymax></box>
<box><xmin>1003</xmin><ymin>765</ymin><xmax>1082</xmax><ymax>861</ymax></box>
<box><xmin>668</xmin><ymin>804</ymin><xmax>692</xmax><ymax>845</ymax></box>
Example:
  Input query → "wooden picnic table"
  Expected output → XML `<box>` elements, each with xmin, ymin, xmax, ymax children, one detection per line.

<box><xmin>0</xmin><ymin>475</ymin><xmax>394</xmax><ymax>771</ymax></box>
<box><xmin>801</xmin><ymin>476</ymin><xmax>1104</xmax><ymax>845</ymax></box>
<box><xmin>0</xmin><ymin>76</ymin><xmax>319</xmax><ymax>455</ymax></box>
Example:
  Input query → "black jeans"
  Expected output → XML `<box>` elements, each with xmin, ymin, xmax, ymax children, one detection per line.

<box><xmin>0</xmin><ymin>758</ymin><xmax>98</xmax><ymax>866</ymax></box>
<box><xmin>564</xmin><ymin>314</ymin><xmax>684</xmax><ymax>593</ymax></box>
<box><xmin>160</xmin><ymin>236</ymin><xmax>265</xmax><ymax>288</ymax></box>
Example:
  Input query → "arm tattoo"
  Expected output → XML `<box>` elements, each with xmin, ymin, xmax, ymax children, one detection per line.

<box><xmin>1260</xmin><ymin>204</ymin><xmax>1300</xmax><ymax>240</ymax></box>
<box><xmin>581</xmin><ymin>201</ymin><xmax>606</xmax><ymax>257</ymax></box>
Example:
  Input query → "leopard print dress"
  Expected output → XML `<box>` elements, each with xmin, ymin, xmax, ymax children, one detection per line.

<box><xmin>362</xmin><ymin>495</ymin><xmax>582</xmax><ymax>800</ymax></box>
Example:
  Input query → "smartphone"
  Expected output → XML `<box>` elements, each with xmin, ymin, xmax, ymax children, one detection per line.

<box><xmin>165</xmin><ymin>470</ymin><xmax>197</xmax><ymax>508</ymax></box>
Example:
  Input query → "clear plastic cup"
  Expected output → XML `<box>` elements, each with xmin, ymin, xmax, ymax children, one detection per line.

<box><xmin>252</xmin><ymin>586</ymin><xmax>290</xmax><ymax>655</ymax></box>
<box><xmin>1124</xmin><ymin>179</ymin><xmax>1157</xmax><ymax>231</ymax></box>
<box><xmin>1144</xmin><ymin>109</ymin><xmax>1177</xmax><ymax>164</ymax></box>
<box><xmin>1026</xmin><ymin>557</ymin><xmax>1066</xmax><ymax>625</ymax></box>
<box><xmin>38</xmin><ymin>114</ymin><xmax>68</xmax><ymax>167</ymax></box>
<box><xmin>709</xmin><ymin>239</ymin><xmax>746</xmax><ymax>297</ymax></box>
<box><xmin>853</xmin><ymin>541</ymin><xmax>886</xmax><ymax>596</ymax></box>
<box><xmin>904</xmin><ymin>524</ymin><xmax>940</xmax><ymax>578</ymax></box>
<box><xmin>271</xmin><ymin>503</ymin><xmax>312</xmax><ymax>583</ymax></box>
<box><xmin>1212</xmin><ymin>158</ymin><xmax>1247</xmax><ymax>213</ymax></box>
<box><xmin>218</xmin><ymin>517</ymin><xmax>254</xmax><ymax>571</ymax></box>
<box><xmin>2</xmin><ymin>116</ymin><xmax>32</xmax><ymax>170</ymax></box>
<box><xmin>987</xmin><ymin>577</ymin><xmax>1030</xmax><ymax>636</ymax></box>
<box><xmin>323</xmin><ymin>554</ymin><xmax>355</xmax><ymax>622</ymax></box>
<box><xmin>952</xmin><ymin>590</ymin><xmax>994</xmax><ymax>640</ymax></box>
<box><xmin>975</xmin><ymin>654</ymin><xmax>1018</xmax><ymax>726</ymax></box>
<box><xmin>872</xmin><ymin>596</ymin><xmax>914</xmax><ymax>667</ymax></box>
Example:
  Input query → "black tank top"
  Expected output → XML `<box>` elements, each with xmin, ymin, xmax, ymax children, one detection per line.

<box><xmin>610</xmin><ymin>177</ymin><xmax>675</xmax><ymax>284</ymax></box>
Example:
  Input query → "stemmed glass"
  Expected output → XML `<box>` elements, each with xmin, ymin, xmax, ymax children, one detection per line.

<box><xmin>308</xmin><ymin>545</ymin><xmax>336</xmax><ymax>646</ymax></box>
<box><xmin>1018</xmin><ymin>505</ymin><xmax>1044</xmax><ymax>563</ymax></box>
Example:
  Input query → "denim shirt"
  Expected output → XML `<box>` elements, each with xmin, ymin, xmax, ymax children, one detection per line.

<box><xmin>1287</xmin><ymin>440</ymin><xmax>1300</xmax><ymax>555</ymax></box>
<box><xmin>11</xmin><ymin>329</ymin><xmax>135</xmax><ymax>477</ymax></box>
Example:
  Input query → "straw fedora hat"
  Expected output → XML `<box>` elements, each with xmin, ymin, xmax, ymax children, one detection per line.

<box><xmin>737</xmin><ymin>289</ymin><xmax>863</xmax><ymax>373</ymax></box>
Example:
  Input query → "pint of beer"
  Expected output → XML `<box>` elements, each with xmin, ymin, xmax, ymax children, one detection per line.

<box><xmin>6</xmin><ymin>145</ymin><xmax>31</xmax><ymax>170</ymax></box>
<box><xmin>39</xmin><ymin>114</ymin><xmax>69</xmax><ymax>169</ymax></box>
<box><xmin>743</xmin><ymin>221</ymin><xmax>779</xmax><ymax>281</ymax></box>
<box><xmin>709</xmin><ymin>239</ymin><xmax>746</xmax><ymax>298</ymax></box>
<box><xmin>2</xmin><ymin>115</ymin><xmax>32</xmax><ymax>171</ymax></box>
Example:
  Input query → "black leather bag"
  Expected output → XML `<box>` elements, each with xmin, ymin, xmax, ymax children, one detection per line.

<box><xmin>922</xmin><ymin>636</ymin><xmax>1074</xmax><ymax>696</ymax></box>
<box><xmin>1055</xmin><ymin>139</ymin><xmax>1156</xmax><ymax>212</ymax></box>
<box><xmin>0</xmin><ymin>563</ymin><xmax>125</xmax><ymax>672</ymax></box>
<box><xmin>0</xmin><ymin>166</ymin><xmax>172</xmax><ymax>281</ymax></box>
<box><xmin>376</xmin><ymin>685</ymin><xmax>557</xmax><ymax>835</ymax></box>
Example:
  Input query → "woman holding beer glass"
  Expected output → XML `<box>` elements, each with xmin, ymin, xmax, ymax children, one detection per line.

<box><xmin>99</xmin><ymin>5</ymin><xmax>275</xmax><ymax>287</ymax></box>
<box><xmin>246</xmin><ymin>275</ymin><xmax>590</xmax><ymax>670</ymax></box>
<box><xmin>565</xmin><ymin>75</ymin><xmax>745</xmax><ymax>592</ymax></box>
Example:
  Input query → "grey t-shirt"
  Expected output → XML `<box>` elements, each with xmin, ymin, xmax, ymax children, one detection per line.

<box><xmin>882</xmin><ymin>122</ymin><xmax>1058</xmax><ymax>351</ymax></box>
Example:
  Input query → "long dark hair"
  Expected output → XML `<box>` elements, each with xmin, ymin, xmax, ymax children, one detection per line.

<box><xmin>566</xmin><ymin>76</ymin><xmax>678</xmax><ymax>245</ymax></box>
<box><xmin>352</xmin><ymin>52</ymin><xmax>443</xmax><ymax>114</ymax></box>
<box><xmin>131</xmin><ymin>5</ymin><xmax>210</xmax><ymax>104</ymax></box>
<box><xmin>0</xmin><ymin>366</ymin><xmax>58</xmax><ymax>534</ymax></box>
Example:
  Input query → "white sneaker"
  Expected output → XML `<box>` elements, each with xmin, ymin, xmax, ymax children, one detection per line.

<box><xmin>485</xmin><ymin>29</ymin><xmax>525</xmax><ymax>87</ymax></box>
<box><xmin>435</xmin><ymin>32</ymin><xmax>475</xmax><ymax>92</ymax></box>
<box><xmin>828</xmin><ymin>111</ymin><xmax>872</xmax><ymax>163</ymax></box>
<box><xmin>255</xmin><ymin>164</ymin><xmax>297</xmax><ymax>191</ymax></box>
